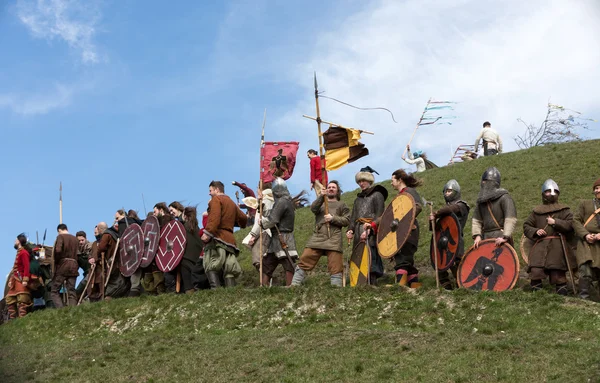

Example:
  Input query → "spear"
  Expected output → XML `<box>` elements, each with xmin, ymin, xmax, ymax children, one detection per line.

<box><xmin>258</xmin><ymin>108</ymin><xmax>267</xmax><ymax>287</ymax></box>
<box><xmin>142</xmin><ymin>193</ymin><xmax>148</xmax><ymax>217</ymax></box>
<box><xmin>59</xmin><ymin>182</ymin><xmax>63</xmax><ymax>224</ymax></box>
<box><xmin>314</xmin><ymin>72</ymin><xmax>330</xmax><ymax>237</ymax></box>
<box><xmin>402</xmin><ymin>98</ymin><xmax>432</xmax><ymax>158</ymax></box>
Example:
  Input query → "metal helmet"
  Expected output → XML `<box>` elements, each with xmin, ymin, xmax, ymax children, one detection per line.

<box><xmin>443</xmin><ymin>179</ymin><xmax>461</xmax><ymax>202</ymax></box>
<box><xmin>541</xmin><ymin>179</ymin><xmax>560</xmax><ymax>195</ymax></box>
<box><xmin>271</xmin><ymin>177</ymin><xmax>290</xmax><ymax>198</ymax></box>
<box><xmin>481</xmin><ymin>167</ymin><xmax>501</xmax><ymax>186</ymax></box>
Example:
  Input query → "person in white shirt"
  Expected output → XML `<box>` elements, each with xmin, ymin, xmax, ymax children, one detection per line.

<box><xmin>474</xmin><ymin>121</ymin><xmax>502</xmax><ymax>156</ymax></box>
<box><xmin>402</xmin><ymin>145</ymin><xmax>426</xmax><ymax>172</ymax></box>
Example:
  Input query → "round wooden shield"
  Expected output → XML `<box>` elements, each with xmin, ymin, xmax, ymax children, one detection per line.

<box><xmin>349</xmin><ymin>241</ymin><xmax>370</xmax><ymax>287</ymax></box>
<box><xmin>457</xmin><ymin>239</ymin><xmax>520</xmax><ymax>292</ymax></box>
<box><xmin>376</xmin><ymin>193</ymin><xmax>416</xmax><ymax>259</ymax></box>
<box><xmin>430</xmin><ymin>213</ymin><xmax>461</xmax><ymax>272</ymax></box>
<box><xmin>118</xmin><ymin>224</ymin><xmax>144</xmax><ymax>277</ymax></box>
<box><xmin>519</xmin><ymin>234</ymin><xmax>532</xmax><ymax>264</ymax></box>
<box><xmin>140</xmin><ymin>215</ymin><xmax>160</xmax><ymax>268</ymax></box>
<box><xmin>156</xmin><ymin>220</ymin><xmax>187</xmax><ymax>272</ymax></box>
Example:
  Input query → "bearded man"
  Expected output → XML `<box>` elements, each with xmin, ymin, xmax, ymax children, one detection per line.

<box><xmin>472</xmin><ymin>167</ymin><xmax>517</xmax><ymax>248</ymax></box>
<box><xmin>75</xmin><ymin>231</ymin><xmax>93</xmax><ymax>299</ymax></box>
<box><xmin>291</xmin><ymin>181</ymin><xmax>350</xmax><ymax>287</ymax></box>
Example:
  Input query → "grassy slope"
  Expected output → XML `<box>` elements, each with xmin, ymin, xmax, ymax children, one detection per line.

<box><xmin>1</xmin><ymin>140</ymin><xmax>600</xmax><ymax>383</ymax></box>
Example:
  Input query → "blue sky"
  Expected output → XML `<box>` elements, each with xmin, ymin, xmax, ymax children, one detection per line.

<box><xmin>1</xmin><ymin>0</ymin><xmax>599</xmax><ymax>281</ymax></box>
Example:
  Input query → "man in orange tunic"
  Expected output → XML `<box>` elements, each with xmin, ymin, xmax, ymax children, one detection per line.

<box><xmin>6</xmin><ymin>234</ymin><xmax>33</xmax><ymax>319</ymax></box>
<box><xmin>201</xmin><ymin>180</ymin><xmax>248</xmax><ymax>288</ymax></box>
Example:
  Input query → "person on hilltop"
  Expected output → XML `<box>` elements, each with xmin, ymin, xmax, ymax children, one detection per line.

<box><xmin>291</xmin><ymin>181</ymin><xmax>350</xmax><ymax>287</ymax></box>
<box><xmin>260</xmin><ymin>178</ymin><xmax>298</xmax><ymax>286</ymax></box>
<box><xmin>472</xmin><ymin>167</ymin><xmax>517</xmax><ymax>248</ymax></box>
<box><xmin>307</xmin><ymin>149</ymin><xmax>328</xmax><ymax>197</ymax></box>
<box><xmin>346</xmin><ymin>166</ymin><xmax>388</xmax><ymax>285</ymax></box>
<box><xmin>402</xmin><ymin>145</ymin><xmax>438</xmax><ymax>172</ymax></box>
<box><xmin>51</xmin><ymin>224</ymin><xmax>79</xmax><ymax>307</ymax></box>
<box><xmin>573</xmin><ymin>177</ymin><xmax>600</xmax><ymax>300</ymax></box>
<box><xmin>201</xmin><ymin>180</ymin><xmax>248</xmax><ymax>288</ymax></box>
<box><xmin>429</xmin><ymin>179</ymin><xmax>470</xmax><ymax>290</ymax></box>
<box><xmin>365</xmin><ymin>169</ymin><xmax>424</xmax><ymax>288</ymax></box>
<box><xmin>5</xmin><ymin>234</ymin><xmax>33</xmax><ymax>319</ymax></box>
<box><xmin>75</xmin><ymin>230</ymin><xmax>93</xmax><ymax>299</ymax></box>
<box><xmin>474</xmin><ymin>121</ymin><xmax>503</xmax><ymax>156</ymax></box>
<box><xmin>523</xmin><ymin>179</ymin><xmax>575</xmax><ymax>296</ymax></box>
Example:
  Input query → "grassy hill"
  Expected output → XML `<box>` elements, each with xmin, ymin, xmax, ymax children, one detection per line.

<box><xmin>1</xmin><ymin>140</ymin><xmax>600</xmax><ymax>382</ymax></box>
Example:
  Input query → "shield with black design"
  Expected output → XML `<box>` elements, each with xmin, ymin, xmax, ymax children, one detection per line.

<box><xmin>457</xmin><ymin>239</ymin><xmax>519</xmax><ymax>292</ymax></box>
<box><xmin>519</xmin><ymin>234</ymin><xmax>532</xmax><ymax>264</ymax></box>
<box><xmin>430</xmin><ymin>213</ymin><xmax>461</xmax><ymax>272</ymax></box>
<box><xmin>140</xmin><ymin>215</ymin><xmax>160</xmax><ymax>268</ymax></box>
<box><xmin>349</xmin><ymin>241</ymin><xmax>370</xmax><ymax>286</ymax></box>
<box><xmin>156</xmin><ymin>220</ymin><xmax>187</xmax><ymax>272</ymax></box>
<box><xmin>118</xmin><ymin>224</ymin><xmax>144</xmax><ymax>277</ymax></box>
<box><xmin>376</xmin><ymin>193</ymin><xmax>416</xmax><ymax>259</ymax></box>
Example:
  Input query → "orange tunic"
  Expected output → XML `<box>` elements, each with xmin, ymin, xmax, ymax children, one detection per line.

<box><xmin>205</xmin><ymin>194</ymin><xmax>248</xmax><ymax>250</ymax></box>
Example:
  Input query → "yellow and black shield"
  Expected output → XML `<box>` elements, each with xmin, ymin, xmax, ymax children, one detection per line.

<box><xmin>350</xmin><ymin>241</ymin><xmax>370</xmax><ymax>286</ymax></box>
<box><xmin>376</xmin><ymin>193</ymin><xmax>416</xmax><ymax>259</ymax></box>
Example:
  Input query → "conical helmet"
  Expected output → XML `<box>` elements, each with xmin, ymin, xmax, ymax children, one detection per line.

<box><xmin>443</xmin><ymin>179</ymin><xmax>461</xmax><ymax>202</ymax></box>
<box><xmin>481</xmin><ymin>167</ymin><xmax>501</xmax><ymax>186</ymax></box>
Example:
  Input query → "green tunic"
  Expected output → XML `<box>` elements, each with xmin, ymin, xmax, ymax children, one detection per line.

<box><xmin>304</xmin><ymin>196</ymin><xmax>351</xmax><ymax>252</ymax></box>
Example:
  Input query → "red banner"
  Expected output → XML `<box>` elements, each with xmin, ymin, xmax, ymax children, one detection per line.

<box><xmin>260</xmin><ymin>142</ymin><xmax>300</xmax><ymax>183</ymax></box>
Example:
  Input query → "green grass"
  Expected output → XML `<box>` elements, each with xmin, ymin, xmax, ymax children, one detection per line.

<box><xmin>2</xmin><ymin>140</ymin><xmax>600</xmax><ymax>382</ymax></box>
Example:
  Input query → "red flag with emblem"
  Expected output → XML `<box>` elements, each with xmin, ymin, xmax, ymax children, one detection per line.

<box><xmin>260</xmin><ymin>142</ymin><xmax>300</xmax><ymax>183</ymax></box>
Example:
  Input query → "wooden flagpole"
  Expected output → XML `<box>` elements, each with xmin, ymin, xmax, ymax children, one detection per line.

<box><xmin>313</xmin><ymin>73</ymin><xmax>330</xmax><ymax>237</ymax></box>
<box><xmin>402</xmin><ymin>98</ymin><xmax>432</xmax><ymax>158</ymax></box>
<box><xmin>302</xmin><ymin>115</ymin><xmax>374</xmax><ymax>135</ymax></box>
<box><xmin>259</xmin><ymin>108</ymin><xmax>267</xmax><ymax>287</ymax></box>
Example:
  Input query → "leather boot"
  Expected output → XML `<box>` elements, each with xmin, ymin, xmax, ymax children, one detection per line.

<box><xmin>224</xmin><ymin>277</ymin><xmax>237</xmax><ymax>288</ymax></box>
<box><xmin>579</xmin><ymin>276</ymin><xmax>591</xmax><ymax>300</ymax></box>
<box><xmin>207</xmin><ymin>271</ymin><xmax>222</xmax><ymax>289</ymax></box>
<box><xmin>555</xmin><ymin>283</ymin><xmax>568</xmax><ymax>296</ymax></box>
<box><xmin>408</xmin><ymin>274</ymin><xmax>421</xmax><ymax>289</ymax></box>
<box><xmin>530</xmin><ymin>279</ymin><xmax>543</xmax><ymax>292</ymax></box>
<box><xmin>396</xmin><ymin>269</ymin><xmax>408</xmax><ymax>286</ymax></box>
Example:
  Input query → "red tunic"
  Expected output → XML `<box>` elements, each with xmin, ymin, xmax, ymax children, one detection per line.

<box><xmin>310</xmin><ymin>156</ymin><xmax>328</xmax><ymax>184</ymax></box>
<box><xmin>6</xmin><ymin>249</ymin><xmax>31</xmax><ymax>297</ymax></box>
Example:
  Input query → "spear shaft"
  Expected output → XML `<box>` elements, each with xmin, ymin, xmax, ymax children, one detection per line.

<box><xmin>259</xmin><ymin>108</ymin><xmax>267</xmax><ymax>287</ymax></box>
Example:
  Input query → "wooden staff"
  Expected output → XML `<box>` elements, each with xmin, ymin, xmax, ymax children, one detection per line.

<box><xmin>301</xmin><ymin>115</ymin><xmax>375</xmax><ymax>135</ymax></box>
<box><xmin>314</xmin><ymin>72</ymin><xmax>331</xmax><ymax>237</ymax></box>
<box><xmin>428</xmin><ymin>202</ymin><xmax>440</xmax><ymax>289</ymax></box>
<box><xmin>101</xmin><ymin>251</ymin><xmax>105</xmax><ymax>300</ymax></box>
<box><xmin>558</xmin><ymin>233</ymin><xmax>577</xmax><ymax>295</ymax></box>
<box><xmin>104</xmin><ymin>238</ymin><xmax>120</xmax><ymax>288</ymax></box>
<box><xmin>259</xmin><ymin>108</ymin><xmax>267</xmax><ymax>287</ymax></box>
<box><xmin>63</xmin><ymin>281</ymin><xmax>68</xmax><ymax>306</ymax></box>
<box><xmin>402</xmin><ymin>98</ymin><xmax>431</xmax><ymax>158</ymax></box>
<box><xmin>77</xmin><ymin>263</ymin><xmax>96</xmax><ymax>305</ymax></box>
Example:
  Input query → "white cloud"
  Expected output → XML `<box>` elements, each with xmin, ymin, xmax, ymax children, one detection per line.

<box><xmin>16</xmin><ymin>0</ymin><xmax>102</xmax><ymax>64</ymax></box>
<box><xmin>0</xmin><ymin>84</ymin><xmax>73</xmax><ymax>115</ymax></box>
<box><xmin>276</xmin><ymin>0</ymin><xmax>600</xmax><ymax>189</ymax></box>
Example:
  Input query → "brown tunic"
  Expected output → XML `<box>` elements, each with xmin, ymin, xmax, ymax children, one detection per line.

<box><xmin>305</xmin><ymin>196</ymin><xmax>351</xmax><ymax>252</ymax></box>
<box><xmin>523</xmin><ymin>204</ymin><xmax>574</xmax><ymax>271</ymax></box>
<box><xmin>205</xmin><ymin>194</ymin><xmax>248</xmax><ymax>251</ymax></box>
<box><xmin>573</xmin><ymin>199</ymin><xmax>600</xmax><ymax>267</ymax></box>
<box><xmin>54</xmin><ymin>233</ymin><xmax>79</xmax><ymax>277</ymax></box>
<box><xmin>98</xmin><ymin>230</ymin><xmax>120</xmax><ymax>275</ymax></box>
<box><xmin>472</xmin><ymin>194</ymin><xmax>517</xmax><ymax>240</ymax></box>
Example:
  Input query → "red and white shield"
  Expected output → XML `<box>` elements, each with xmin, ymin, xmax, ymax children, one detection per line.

<box><xmin>140</xmin><ymin>215</ymin><xmax>160</xmax><ymax>268</ymax></box>
<box><xmin>119</xmin><ymin>224</ymin><xmax>144</xmax><ymax>277</ymax></box>
<box><xmin>156</xmin><ymin>220</ymin><xmax>187</xmax><ymax>272</ymax></box>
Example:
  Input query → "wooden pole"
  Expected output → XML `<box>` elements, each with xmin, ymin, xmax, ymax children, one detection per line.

<box><xmin>77</xmin><ymin>263</ymin><xmax>96</xmax><ymax>305</ymax></box>
<box><xmin>59</xmin><ymin>182</ymin><xmax>63</xmax><ymax>224</ymax></box>
<box><xmin>428</xmin><ymin>203</ymin><xmax>440</xmax><ymax>289</ymax></box>
<box><xmin>301</xmin><ymin>115</ymin><xmax>375</xmax><ymax>135</ymax></box>
<box><xmin>314</xmin><ymin>72</ymin><xmax>330</xmax><ymax>238</ymax></box>
<box><xmin>259</xmin><ymin>108</ymin><xmax>267</xmax><ymax>287</ymax></box>
<box><xmin>402</xmin><ymin>98</ymin><xmax>432</xmax><ymax>158</ymax></box>
<box><xmin>558</xmin><ymin>233</ymin><xmax>578</xmax><ymax>295</ymax></box>
<box><xmin>104</xmin><ymin>238</ymin><xmax>120</xmax><ymax>288</ymax></box>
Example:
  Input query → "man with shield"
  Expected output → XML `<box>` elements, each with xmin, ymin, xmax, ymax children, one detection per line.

<box><xmin>367</xmin><ymin>169</ymin><xmax>424</xmax><ymax>287</ymax></box>
<box><xmin>291</xmin><ymin>181</ymin><xmax>351</xmax><ymax>287</ymax></box>
<box><xmin>573</xmin><ymin>177</ymin><xmax>600</xmax><ymax>300</ymax></box>
<box><xmin>201</xmin><ymin>181</ymin><xmax>248</xmax><ymax>288</ymax></box>
<box><xmin>472</xmin><ymin>167</ymin><xmax>517</xmax><ymax>248</ymax></box>
<box><xmin>260</xmin><ymin>178</ymin><xmax>298</xmax><ymax>286</ymax></box>
<box><xmin>523</xmin><ymin>179</ymin><xmax>575</xmax><ymax>295</ymax></box>
<box><xmin>429</xmin><ymin>179</ymin><xmax>470</xmax><ymax>290</ymax></box>
<box><xmin>346</xmin><ymin>167</ymin><xmax>388</xmax><ymax>285</ymax></box>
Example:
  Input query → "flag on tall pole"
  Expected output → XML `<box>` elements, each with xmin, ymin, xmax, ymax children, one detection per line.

<box><xmin>403</xmin><ymin>99</ymin><xmax>457</xmax><ymax>157</ymax></box>
<box><xmin>323</xmin><ymin>125</ymin><xmax>369</xmax><ymax>171</ymax></box>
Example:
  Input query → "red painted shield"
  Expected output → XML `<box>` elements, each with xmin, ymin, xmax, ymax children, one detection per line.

<box><xmin>457</xmin><ymin>239</ymin><xmax>519</xmax><ymax>292</ymax></box>
<box><xmin>140</xmin><ymin>215</ymin><xmax>160</xmax><ymax>268</ymax></box>
<box><xmin>118</xmin><ymin>224</ymin><xmax>144</xmax><ymax>277</ymax></box>
<box><xmin>430</xmin><ymin>213</ymin><xmax>462</xmax><ymax>272</ymax></box>
<box><xmin>156</xmin><ymin>220</ymin><xmax>187</xmax><ymax>272</ymax></box>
